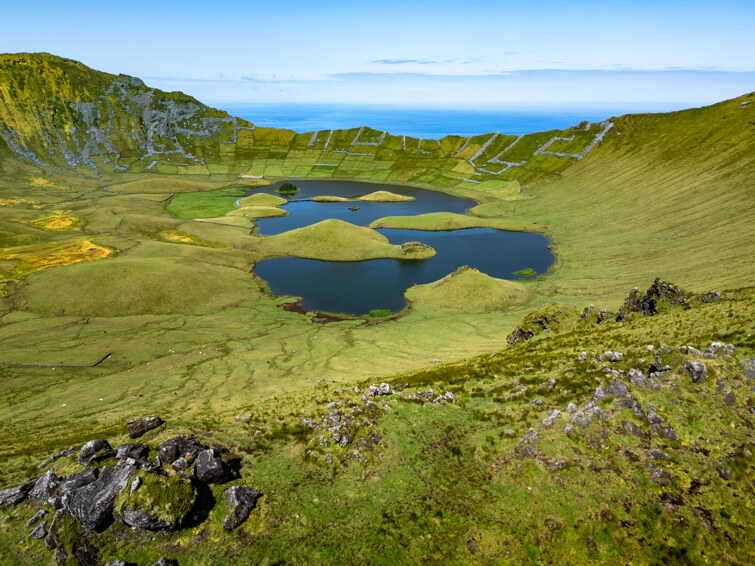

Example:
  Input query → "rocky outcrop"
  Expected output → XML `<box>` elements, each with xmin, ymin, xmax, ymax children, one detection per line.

<box><xmin>223</xmin><ymin>486</ymin><xmax>262</xmax><ymax>530</ymax></box>
<box><xmin>127</xmin><ymin>416</ymin><xmax>164</xmax><ymax>439</ymax></box>
<box><xmin>616</xmin><ymin>279</ymin><xmax>690</xmax><ymax>321</ymax></box>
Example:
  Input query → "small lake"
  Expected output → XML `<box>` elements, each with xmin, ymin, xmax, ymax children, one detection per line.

<box><xmin>252</xmin><ymin>180</ymin><xmax>553</xmax><ymax>316</ymax></box>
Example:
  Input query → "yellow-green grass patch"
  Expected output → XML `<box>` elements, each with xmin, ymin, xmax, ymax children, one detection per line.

<box><xmin>0</xmin><ymin>239</ymin><xmax>112</xmax><ymax>277</ymax></box>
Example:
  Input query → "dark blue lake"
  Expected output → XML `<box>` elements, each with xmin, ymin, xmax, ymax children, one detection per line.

<box><xmin>251</xmin><ymin>180</ymin><xmax>553</xmax><ymax>315</ymax></box>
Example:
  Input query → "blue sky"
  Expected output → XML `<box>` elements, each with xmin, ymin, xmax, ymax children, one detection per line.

<box><xmin>2</xmin><ymin>0</ymin><xmax>754</xmax><ymax>109</ymax></box>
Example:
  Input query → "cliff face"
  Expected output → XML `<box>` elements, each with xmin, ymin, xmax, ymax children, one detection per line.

<box><xmin>0</xmin><ymin>53</ymin><xmax>255</xmax><ymax>177</ymax></box>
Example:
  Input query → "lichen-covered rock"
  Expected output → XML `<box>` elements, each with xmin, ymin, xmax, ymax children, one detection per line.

<box><xmin>78</xmin><ymin>439</ymin><xmax>115</xmax><ymax>465</ymax></box>
<box><xmin>684</xmin><ymin>360</ymin><xmax>708</xmax><ymax>384</ymax></box>
<box><xmin>26</xmin><ymin>508</ymin><xmax>48</xmax><ymax>527</ymax></box>
<box><xmin>116</xmin><ymin>443</ymin><xmax>148</xmax><ymax>460</ymax></box>
<box><xmin>594</xmin><ymin>378</ymin><xmax>630</xmax><ymax>400</ymax></box>
<box><xmin>223</xmin><ymin>486</ymin><xmax>262</xmax><ymax>530</ymax></box>
<box><xmin>64</xmin><ymin>460</ymin><xmax>138</xmax><ymax>531</ymax></box>
<box><xmin>127</xmin><ymin>416</ymin><xmax>164</xmax><ymax>439</ymax></box>
<box><xmin>194</xmin><ymin>449</ymin><xmax>228</xmax><ymax>484</ymax></box>
<box><xmin>29</xmin><ymin>470</ymin><xmax>61</xmax><ymax>500</ymax></box>
<box><xmin>58</xmin><ymin>468</ymin><xmax>98</xmax><ymax>495</ymax></box>
<box><xmin>116</xmin><ymin>472</ymin><xmax>196</xmax><ymax>531</ymax></box>
<box><xmin>0</xmin><ymin>483</ymin><xmax>32</xmax><ymax>507</ymax></box>
<box><xmin>158</xmin><ymin>436</ymin><xmax>204</xmax><ymax>466</ymax></box>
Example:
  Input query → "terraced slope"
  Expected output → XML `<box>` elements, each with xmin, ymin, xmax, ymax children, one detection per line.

<box><xmin>0</xmin><ymin>53</ymin><xmax>611</xmax><ymax>187</ymax></box>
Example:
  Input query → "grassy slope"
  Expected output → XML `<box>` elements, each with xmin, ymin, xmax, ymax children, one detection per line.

<box><xmin>511</xmin><ymin>95</ymin><xmax>755</xmax><ymax>305</ymax></box>
<box><xmin>0</xmin><ymin>56</ymin><xmax>753</xmax><ymax>563</ymax></box>
<box><xmin>1</xmin><ymin>289</ymin><xmax>752</xmax><ymax>565</ymax></box>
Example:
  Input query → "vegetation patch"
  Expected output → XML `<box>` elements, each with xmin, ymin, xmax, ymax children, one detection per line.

<box><xmin>406</xmin><ymin>266</ymin><xmax>531</xmax><ymax>312</ymax></box>
<box><xmin>0</xmin><ymin>198</ymin><xmax>37</xmax><ymax>207</ymax></box>
<box><xmin>369</xmin><ymin>212</ymin><xmax>508</xmax><ymax>231</ymax></box>
<box><xmin>225</xmin><ymin>206</ymin><xmax>288</xmax><ymax>219</ymax></box>
<box><xmin>166</xmin><ymin>186</ymin><xmax>249</xmax><ymax>219</ymax></box>
<box><xmin>259</xmin><ymin>219</ymin><xmax>436</xmax><ymax>261</ymax></box>
<box><xmin>358</xmin><ymin>190</ymin><xmax>415</xmax><ymax>202</ymax></box>
<box><xmin>27</xmin><ymin>212</ymin><xmax>83</xmax><ymax>231</ymax></box>
<box><xmin>513</xmin><ymin>267</ymin><xmax>537</xmax><ymax>277</ymax></box>
<box><xmin>275</xmin><ymin>182</ymin><xmax>300</xmax><ymax>197</ymax></box>
<box><xmin>237</xmin><ymin>193</ymin><xmax>287</xmax><ymax>208</ymax></box>
<box><xmin>151</xmin><ymin>230</ymin><xmax>229</xmax><ymax>248</ymax></box>
<box><xmin>0</xmin><ymin>239</ymin><xmax>111</xmax><ymax>277</ymax></box>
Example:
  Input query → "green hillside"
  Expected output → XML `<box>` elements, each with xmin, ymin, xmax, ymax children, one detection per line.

<box><xmin>0</xmin><ymin>54</ymin><xmax>753</xmax><ymax>564</ymax></box>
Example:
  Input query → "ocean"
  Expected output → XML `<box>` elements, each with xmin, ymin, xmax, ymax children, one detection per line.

<box><xmin>213</xmin><ymin>103</ymin><xmax>640</xmax><ymax>139</ymax></box>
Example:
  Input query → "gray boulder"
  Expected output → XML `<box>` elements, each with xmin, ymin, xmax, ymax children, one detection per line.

<box><xmin>78</xmin><ymin>439</ymin><xmax>115</xmax><ymax>465</ymax></box>
<box><xmin>195</xmin><ymin>449</ymin><xmax>228</xmax><ymax>484</ymax></box>
<box><xmin>627</xmin><ymin>368</ymin><xmax>649</xmax><ymax>388</ymax></box>
<box><xmin>127</xmin><ymin>416</ymin><xmax>164</xmax><ymax>439</ymax></box>
<box><xmin>646</xmin><ymin>404</ymin><xmax>665</xmax><ymax>425</ymax></box>
<box><xmin>29</xmin><ymin>470</ymin><xmax>61</xmax><ymax>500</ymax></box>
<box><xmin>223</xmin><ymin>486</ymin><xmax>262</xmax><ymax>530</ymax></box>
<box><xmin>28</xmin><ymin>520</ymin><xmax>47</xmax><ymax>540</ymax></box>
<box><xmin>64</xmin><ymin>460</ymin><xmax>138</xmax><ymax>531</ymax></box>
<box><xmin>684</xmin><ymin>360</ymin><xmax>707</xmax><ymax>384</ymax></box>
<box><xmin>0</xmin><ymin>483</ymin><xmax>32</xmax><ymax>507</ymax></box>
<box><xmin>116</xmin><ymin>443</ymin><xmax>149</xmax><ymax>460</ymax></box>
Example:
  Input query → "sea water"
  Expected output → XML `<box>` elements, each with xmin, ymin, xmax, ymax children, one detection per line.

<box><xmin>214</xmin><ymin>103</ymin><xmax>630</xmax><ymax>138</ymax></box>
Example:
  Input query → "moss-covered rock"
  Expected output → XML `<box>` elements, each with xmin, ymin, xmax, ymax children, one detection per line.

<box><xmin>114</xmin><ymin>471</ymin><xmax>196</xmax><ymax>531</ymax></box>
<box><xmin>507</xmin><ymin>303</ymin><xmax>582</xmax><ymax>345</ymax></box>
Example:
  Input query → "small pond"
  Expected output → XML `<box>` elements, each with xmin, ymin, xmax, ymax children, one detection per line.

<box><xmin>251</xmin><ymin>181</ymin><xmax>554</xmax><ymax>316</ymax></box>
